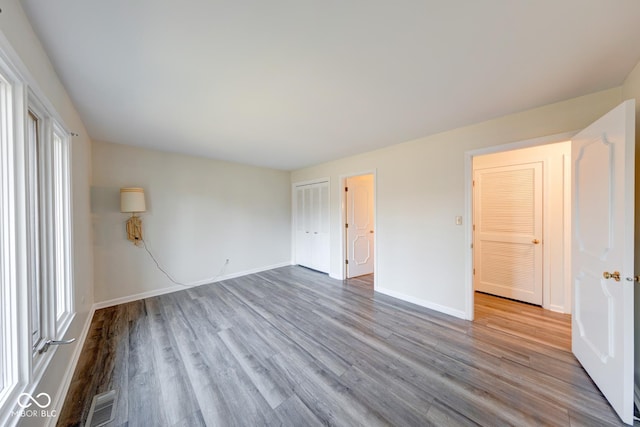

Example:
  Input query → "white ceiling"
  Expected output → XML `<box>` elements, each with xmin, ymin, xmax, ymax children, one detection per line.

<box><xmin>20</xmin><ymin>1</ymin><xmax>640</xmax><ymax>170</ymax></box>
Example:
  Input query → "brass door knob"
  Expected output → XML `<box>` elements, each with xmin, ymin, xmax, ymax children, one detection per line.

<box><xmin>532</xmin><ymin>239</ymin><xmax>540</xmax><ymax>244</ymax></box>
<box><xmin>603</xmin><ymin>271</ymin><xmax>621</xmax><ymax>282</ymax></box>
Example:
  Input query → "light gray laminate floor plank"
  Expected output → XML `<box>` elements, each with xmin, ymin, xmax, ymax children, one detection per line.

<box><xmin>338</xmin><ymin>363</ymin><xmax>435</xmax><ymax>426</ymax></box>
<box><xmin>127</xmin><ymin>301</ymin><xmax>170</xmax><ymax>427</ymax></box>
<box><xmin>57</xmin><ymin>266</ymin><xmax>628</xmax><ymax>426</ymax></box>
<box><xmin>217</xmin><ymin>327</ymin><xmax>291</xmax><ymax>409</ymax></box>
<box><xmin>273</xmin><ymin>394</ymin><xmax>325</xmax><ymax>427</ymax></box>
<box><xmin>146</xmin><ymin>297</ymin><xmax>204</xmax><ymax>426</ymax></box>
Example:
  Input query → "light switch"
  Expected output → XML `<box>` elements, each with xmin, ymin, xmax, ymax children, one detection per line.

<box><xmin>455</xmin><ymin>216</ymin><xmax>463</xmax><ymax>225</ymax></box>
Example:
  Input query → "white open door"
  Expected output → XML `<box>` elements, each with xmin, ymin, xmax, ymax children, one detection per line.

<box><xmin>346</xmin><ymin>174</ymin><xmax>374</xmax><ymax>278</ymax></box>
<box><xmin>572</xmin><ymin>100</ymin><xmax>635</xmax><ymax>425</ymax></box>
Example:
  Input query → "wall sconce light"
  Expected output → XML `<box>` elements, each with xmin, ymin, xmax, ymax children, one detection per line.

<box><xmin>120</xmin><ymin>187</ymin><xmax>146</xmax><ymax>245</ymax></box>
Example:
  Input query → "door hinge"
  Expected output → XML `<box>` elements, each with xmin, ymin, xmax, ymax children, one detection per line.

<box><xmin>345</xmin><ymin>186</ymin><xmax>348</xmax><ymax>192</ymax></box>
<box><xmin>473</xmin><ymin>180</ymin><xmax>475</xmax><ymax>187</ymax></box>
<box><xmin>345</xmin><ymin>260</ymin><xmax>349</xmax><ymax>265</ymax></box>
<box><xmin>473</xmin><ymin>268</ymin><xmax>475</xmax><ymax>275</ymax></box>
<box><xmin>473</xmin><ymin>224</ymin><xmax>475</xmax><ymax>231</ymax></box>
<box><xmin>345</xmin><ymin>223</ymin><xmax>348</xmax><ymax>228</ymax></box>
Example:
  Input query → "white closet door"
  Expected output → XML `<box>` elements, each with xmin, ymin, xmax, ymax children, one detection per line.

<box><xmin>294</xmin><ymin>181</ymin><xmax>329</xmax><ymax>273</ymax></box>
<box><xmin>474</xmin><ymin>162</ymin><xmax>543</xmax><ymax>305</ymax></box>
<box><xmin>295</xmin><ymin>186</ymin><xmax>310</xmax><ymax>268</ymax></box>
<box><xmin>312</xmin><ymin>182</ymin><xmax>330</xmax><ymax>273</ymax></box>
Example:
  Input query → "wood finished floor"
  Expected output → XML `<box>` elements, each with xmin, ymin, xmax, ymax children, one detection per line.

<box><xmin>473</xmin><ymin>292</ymin><xmax>572</xmax><ymax>352</ymax></box>
<box><xmin>58</xmin><ymin>266</ymin><xmax>624</xmax><ymax>426</ymax></box>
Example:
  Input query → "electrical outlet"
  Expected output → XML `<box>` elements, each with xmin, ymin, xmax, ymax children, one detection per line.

<box><xmin>455</xmin><ymin>216</ymin><xmax>463</xmax><ymax>225</ymax></box>
<box><xmin>225</xmin><ymin>258</ymin><xmax>230</xmax><ymax>264</ymax></box>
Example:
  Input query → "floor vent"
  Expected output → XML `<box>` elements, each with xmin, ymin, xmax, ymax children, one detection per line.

<box><xmin>85</xmin><ymin>389</ymin><xmax>117</xmax><ymax>427</ymax></box>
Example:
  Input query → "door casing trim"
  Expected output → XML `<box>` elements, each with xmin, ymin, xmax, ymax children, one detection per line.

<box><xmin>464</xmin><ymin>131</ymin><xmax>575</xmax><ymax>320</ymax></box>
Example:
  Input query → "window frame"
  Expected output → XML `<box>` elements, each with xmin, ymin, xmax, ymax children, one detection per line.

<box><xmin>0</xmin><ymin>57</ymin><xmax>18</xmax><ymax>408</ymax></box>
<box><xmin>0</xmin><ymin>47</ymin><xmax>29</xmax><ymax>426</ymax></box>
<box><xmin>25</xmin><ymin>106</ymin><xmax>45</xmax><ymax>355</ymax></box>
<box><xmin>27</xmin><ymin>91</ymin><xmax>75</xmax><ymax>376</ymax></box>
<box><xmin>52</xmin><ymin>121</ymin><xmax>74</xmax><ymax>334</ymax></box>
<box><xmin>0</xmin><ymin>33</ymin><xmax>76</xmax><ymax>424</ymax></box>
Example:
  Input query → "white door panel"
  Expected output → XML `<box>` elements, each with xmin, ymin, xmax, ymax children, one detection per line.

<box><xmin>474</xmin><ymin>162</ymin><xmax>543</xmax><ymax>304</ymax></box>
<box><xmin>572</xmin><ymin>100</ymin><xmax>635</xmax><ymax>425</ymax></box>
<box><xmin>312</xmin><ymin>183</ymin><xmax>330</xmax><ymax>272</ymax></box>
<box><xmin>295</xmin><ymin>187</ymin><xmax>310</xmax><ymax>268</ymax></box>
<box><xmin>346</xmin><ymin>175</ymin><xmax>374</xmax><ymax>278</ymax></box>
<box><xmin>294</xmin><ymin>181</ymin><xmax>330</xmax><ymax>273</ymax></box>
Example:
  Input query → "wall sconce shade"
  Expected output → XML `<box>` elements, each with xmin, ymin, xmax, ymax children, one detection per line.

<box><xmin>120</xmin><ymin>187</ymin><xmax>146</xmax><ymax>245</ymax></box>
<box><xmin>120</xmin><ymin>187</ymin><xmax>146</xmax><ymax>213</ymax></box>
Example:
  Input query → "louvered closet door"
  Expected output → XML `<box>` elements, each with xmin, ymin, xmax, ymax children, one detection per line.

<box><xmin>294</xmin><ymin>181</ymin><xmax>330</xmax><ymax>273</ymax></box>
<box><xmin>295</xmin><ymin>186</ymin><xmax>312</xmax><ymax>267</ymax></box>
<box><xmin>474</xmin><ymin>162</ymin><xmax>543</xmax><ymax>305</ymax></box>
<box><xmin>311</xmin><ymin>182</ymin><xmax>330</xmax><ymax>273</ymax></box>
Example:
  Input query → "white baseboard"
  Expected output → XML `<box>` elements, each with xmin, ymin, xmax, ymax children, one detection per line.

<box><xmin>94</xmin><ymin>261</ymin><xmax>292</xmax><ymax>310</ymax></box>
<box><xmin>94</xmin><ymin>284</ymin><xmax>186</xmax><ymax>310</ymax></box>
<box><xmin>45</xmin><ymin>307</ymin><xmax>96</xmax><ymax>427</ymax></box>
<box><xmin>219</xmin><ymin>261</ymin><xmax>292</xmax><ymax>281</ymax></box>
<box><xmin>376</xmin><ymin>287</ymin><xmax>467</xmax><ymax>320</ymax></box>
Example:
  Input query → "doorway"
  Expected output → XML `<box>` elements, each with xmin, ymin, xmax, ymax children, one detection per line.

<box><xmin>343</xmin><ymin>173</ymin><xmax>376</xmax><ymax>281</ymax></box>
<box><xmin>470</xmin><ymin>140</ymin><xmax>574</xmax><ymax>365</ymax></box>
<box><xmin>465</xmin><ymin>102</ymin><xmax>636</xmax><ymax>424</ymax></box>
<box><xmin>470</xmin><ymin>140</ymin><xmax>572</xmax><ymax>317</ymax></box>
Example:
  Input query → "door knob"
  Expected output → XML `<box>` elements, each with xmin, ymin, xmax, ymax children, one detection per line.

<box><xmin>532</xmin><ymin>239</ymin><xmax>540</xmax><ymax>244</ymax></box>
<box><xmin>603</xmin><ymin>271</ymin><xmax>621</xmax><ymax>282</ymax></box>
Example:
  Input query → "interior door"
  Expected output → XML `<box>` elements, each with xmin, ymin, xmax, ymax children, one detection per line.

<box><xmin>311</xmin><ymin>182</ymin><xmax>330</xmax><ymax>273</ymax></box>
<box><xmin>295</xmin><ymin>181</ymin><xmax>330</xmax><ymax>273</ymax></box>
<box><xmin>295</xmin><ymin>186</ymin><xmax>311</xmax><ymax>268</ymax></box>
<box><xmin>572</xmin><ymin>100</ymin><xmax>635</xmax><ymax>425</ymax></box>
<box><xmin>473</xmin><ymin>162</ymin><xmax>543</xmax><ymax>305</ymax></box>
<box><xmin>346</xmin><ymin>175</ymin><xmax>374</xmax><ymax>278</ymax></box>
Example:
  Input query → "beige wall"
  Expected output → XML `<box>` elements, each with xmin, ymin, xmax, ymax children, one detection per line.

<box><xmin>621</xmin><ymin>59</ymin><xmax>640</xmax><ymax>403</ymax></box>
<box><xmin>292</xmin><ymin>87</ymin><xmax>622</xmax><ymax>318</ymax></box>
<box><xmin>622</xmin><ymin>59</ymin><xmax>640</xmax><ymax>112</ymax></box>
<box><xmin>0</xmin><ymin>1</ymin><xmax>94</xmax><ymax>425</ymax></box>
<box><xmin>91</xmin><ymin>141</ymin><xmax>292</xmax><ymax>303</ymax></box>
